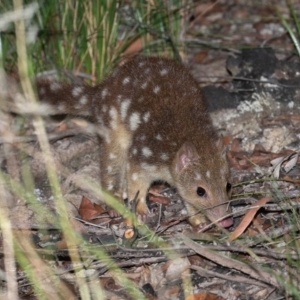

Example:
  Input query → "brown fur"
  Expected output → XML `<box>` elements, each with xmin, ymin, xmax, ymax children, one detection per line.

<box><xmin>37</xmin><ymin>56</ymin><xmax>233</xmax><ymax>228</ymax></box>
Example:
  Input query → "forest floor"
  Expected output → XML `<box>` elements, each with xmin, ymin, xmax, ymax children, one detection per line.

<box><xmin>2</xmin><ymin>0</ymin><xmax>300</xmax><ymax>299</ymax></box>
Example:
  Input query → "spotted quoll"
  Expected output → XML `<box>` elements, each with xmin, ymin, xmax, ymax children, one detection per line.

<box><xmin>37</xmin><ymin>56</ymin><xmax>233</xmax><ymax>228</ymax></box>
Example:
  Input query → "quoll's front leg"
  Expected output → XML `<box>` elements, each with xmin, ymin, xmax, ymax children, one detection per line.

<box><xmin>100</xmin><ymin>142</ymin><xmax>128</xmax><ymax>217</ymax></box>
<box><xmin>184</xmin><ymin>202</ymin><xmax>207</xmax><ymax>227</ymax></box>
<box><xmin>126</xmin><ymin>167</ymin><xmax>151</xmax><ymax>219</ymax></box>
<box><xmin>102</xmin><ymin>161</ymin><xmax>150</xmax><ymax>221</ymax></box>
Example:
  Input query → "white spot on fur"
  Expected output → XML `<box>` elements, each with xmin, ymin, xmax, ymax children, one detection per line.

<box><xmin>221</xmin><ymin>166</ymin><xmax>227</xmax><ymax>176</ymax></box>
<box><xmin>102</xmin><ymin>105</ymin><xmax>108</xmax><ymax>113</ymax></box>
<box><xmin>123</xmin><ymin>77</ymin><xmax>130</xmax><ymax>85</ymax></box>
<box><xmin>138</xmin><ymin>61</ymin><xmax>145</xmax><ymax>67</ymax></box>
<box><xmin>101</xmin><ymin>88</ymin><xmax>108</xmax><ymax>99</ymax></box>
<box><xmin>154</xmin><ymin>86</ymin><xmax>160</xmax><ymax>94</ymax></box>
<box><xmin>37</xmin><ymin>103</ymin><xmax>55</xmax><ymax>114</ymax></box>
<box><xmin>116</xmin><ymin>95</ymin><xmax>122</xmax><ymax>104</ymax></box>
<box><xmin>144</xmin><ymin>68</ymin><xmax>150</xmax><ymax>74</ymax></box>
<box><xmin>107</xmin><ymin>166</ymin><xmax>112</xmax><ymax>173</ymax></box>
<box><xmin>141</xmin><ymin>163</ymin><xmax>157</xmax><ymax>172</ymax></box>
<box><xmin>79</xmin><ymin>95</ymin><xmax>88</xmax><ymax>105</ymax></box>
<box><xmin>160</xmin><ymin>153</ymin><xmax>168</xmax><ymax>161</ymax></box>
<box><xmin>160</xmin><ymin>68</ymin><xmax>168</xmax><ymax>76</ymax></box>
<box><xmin>58</xmin><ymin>104</ymin><xmax>66</xmax><ymax>111</ymax></box>
<box><xmin>74</xmin><ymin>103</ymin><xmax>82</xmax><ymax>109</ymax></box>
<box><xmin>194</xmin><ymin>173</ymin><xmax>202</xmax><ymax>180</ymax></box>
<box><xmin>132</xmin><ymin>173</ymin><xmax>138</xmax><ymax>181</ymax></box>
<box><xmin>206</xmin><ymin>170</ymin><xmax>210</xmax><ymax>178</ymax></box>
<box><xmin>142</xmin><ymin>147</ymin><xmax>152</xmax><ymax>157</ymax></box>
<box><xmin>96</xmin><ymin>116</ymin><xmax>103</xmax><ymax>124</ymax></box>
<box><xmin>109</xmin><ymin>153</ymin><xmax>117</xmax><ymax>159</ymax></box>
<box><xmin>104</xmin><ymin>133</ymin><xmax>111</xmax><ymax>144</ymax></box>
<box><xmin>120</xmin><ymin>99</ymin><xmax>131</xmax><ymax>121</ymax></box>
<box><xmin>143</xmin><ymin>112</ymin><xmax>150</xmax><ymax>123</ymax></box>
<box><xmin>139</xmin><ymin>135</ymin><xmax>146</xmax><ymax>141</ymax></box>
<box><xmin>50</xmin><ymin>82</ymin><xmax>61</xmax><ymax>91</ymax></box>
<box><xmin>109</xmin><ymin>106</ymin><xmax>118</xmax><ymax>128</ymax></box>
<box><xmin>132</xmin><ymin>148</ymin><xmax>138</xmax><ymax>155</ymax></box>
<box><xmin>141</xmin><ymin>82</ymin><xmax>148</xmax><ymax>89</ymax></box>
<box><xmin>39</xmin><ymin>87</ymin><xmax>45</xmax><ymax>95</ymax></box>
<box><xmin>156</xmin><ymin>134</ymin><xmax>162</xmax><ymax>141</ymax></box>
<box><xmin>72</xmin><ymin>86</ymin><xmax>83</xmax><ymax>96</ymax></box>
<box><xmin>129</xmin><ymin>112</ymin><xmax>141</xmax><ymax>131</ymax></box>
<box><xmin>122</xmin><ymin>190</ymin><xmax>128</xmax><ymax>199</ymax></box>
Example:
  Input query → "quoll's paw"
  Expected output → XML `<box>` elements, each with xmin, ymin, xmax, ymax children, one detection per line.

<box><xmin>188</xmin><ymin>214</ymin><xmax>233</xmax><ymax>230</ymax></box>
<box><xmin>136</xmin><ymin>199</ymin><xmax>150</xmax><ymax>222</ymax></box>
<box><xmin>108</xmin><ymin>208</ymin><xmax>121</xmax><ymax>218</ymax></box>
<box><xmin>106</xmin><ymin>192</ymin><xmax>126</xmax><ymax>218</ymax></box>
<box><xmin>188</xmin><ymin>214</ymin><xmax>207</xmax><ymax>228</ymax></box>
<box><xmin>219</xmin><ymin>217</ymin><xmax>233</xmax><ymax>228</ymax></box>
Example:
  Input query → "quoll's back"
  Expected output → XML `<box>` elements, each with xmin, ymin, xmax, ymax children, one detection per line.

<box><xmin>37</xmin><ymin>56</ymin><xmax>233</xmax><ymax>229</ymax></box>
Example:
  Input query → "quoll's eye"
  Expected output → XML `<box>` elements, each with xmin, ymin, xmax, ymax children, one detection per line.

<box><xmin>226</xmin><ymin>183</ymin><xmax>232</xmax><ymax>193</ymax></box>
<box><xmin>197</xmin><ymin>187</ymin><xmax>206</xmax><ymax>197</ymax></box>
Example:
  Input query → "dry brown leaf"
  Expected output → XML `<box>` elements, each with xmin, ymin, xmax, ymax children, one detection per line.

<box><xmin>193</xmin><ymin>50</ymin><xmax>208</xmax><ymax>63</ymax></box>
<box><xmin>148</xmin><ymin>184</ymin><xmax>171</xmax><ymax>204</ymax></box>
<box><xmin>228</xmin><ymin>196</ymin><xmax>272</xmax><ymax>241</ymax></box>
<box><xmin>188</xmin><ymin>255</ymin><xmax>206</xmax><ymax>266</ymax></box>
<box><xmin>227</xmin><ymin>150</ymin><xmax>252</xmax><ymax>170</ymax></box>
<box><xmin>223</xmin><ymin>135</ymin><xmax>233</xmax><ymax>146</ymax></box>
<box><xmin>55</xmin><ymin>121</ymin><xmax>68</xmax><ymax>132</ymax></box>
<box><xmin>230</xmin><ymin>138</ymin><xmax>242</xmax><ymax>152</ymax></box>
<box><xmin>252</xmin><ymin>144</ymin><xmax>267</xmax><ymax>152</ymax></box>
<box><xmin>78</xmin><ymin>196</ymin><xmax>105</xmax><ymax>221</ymax></box>
<box><xmin>275</xmin><ymin>114</ymin><xmax>300</xmax><ymax>122</ymax></box>
<box><xmin>185</xmin><ymin>292</ymin><xmax>225</xmax><ymax>300</ymax></box>
<box><xmin>271</xmin><ymin>152</ymin><xmax>298</xmax><ymax>178</ymax></box>
<box><xmin>148</xmin><ymin>191</ymin><xmax>170</xmax><ymax>205</ymax></box>
<box><xmin>122</xmin><ymin>37</ymin><xmax>143</xmax><ymax>57</ymax></box>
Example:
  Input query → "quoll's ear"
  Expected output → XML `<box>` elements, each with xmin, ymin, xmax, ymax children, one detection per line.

<box><xmin>175</xmin><ymin>141</ymin><xmax>200</xmax><ymax>173</ymax></box>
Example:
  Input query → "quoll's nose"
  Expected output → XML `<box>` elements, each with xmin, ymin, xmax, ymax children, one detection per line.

<box><xmin>219</xmin><ymin>217</ymin><xmax>233</xmax><ymax>228</ymax></box>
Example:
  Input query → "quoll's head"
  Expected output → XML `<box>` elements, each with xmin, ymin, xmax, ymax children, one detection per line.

<box><xmin>172</xmin><ymin>141</ymin><xmax>233</xmax><ymax>229</ymax></box>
